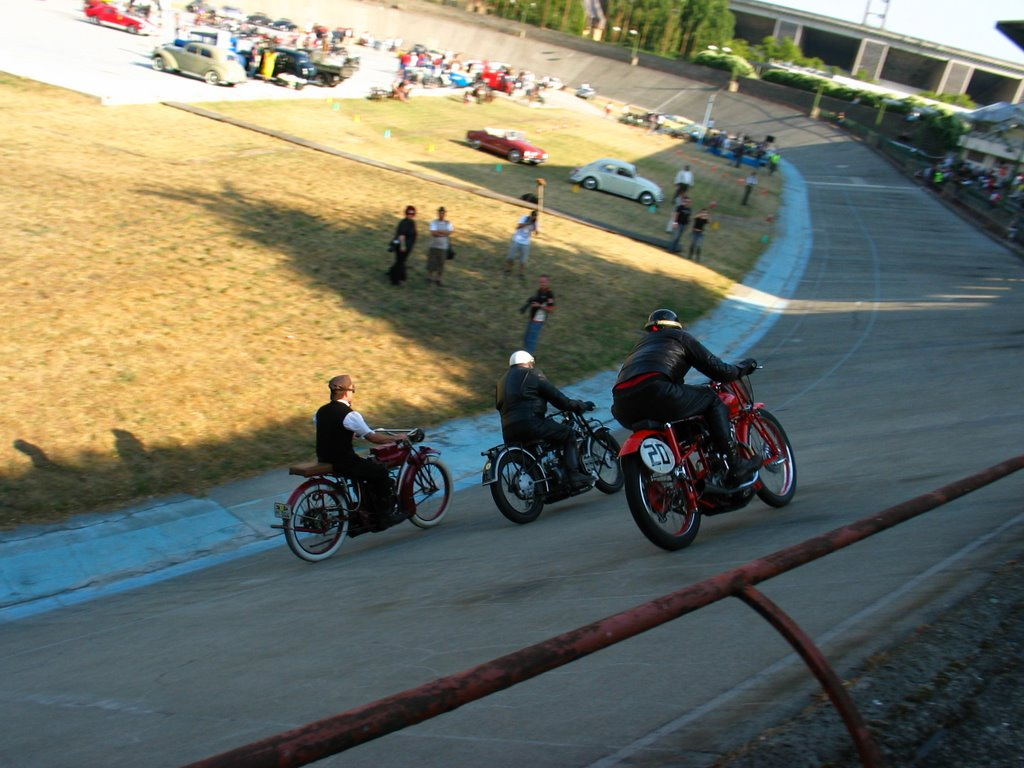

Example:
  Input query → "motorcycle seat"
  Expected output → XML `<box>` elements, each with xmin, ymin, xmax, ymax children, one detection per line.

<box><xmin>289</xmin><ymin>461</ymin><xmax>334</xmax><ymax>477</ymax></box>
<box><xmin>508</xmin><ymin>436</ymin><xmax>547</xmax><ymax>447</ymax></box>
<box><xmin>628</xmin><ymin>419</ymin><xmax>670</xmax><ymax>431</ymax></box>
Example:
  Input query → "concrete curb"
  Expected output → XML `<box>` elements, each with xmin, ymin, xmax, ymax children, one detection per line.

<box><xmin>0</xmin><ymin>159</ymin><xmax>810</xmax><ymax>622</ymax></box>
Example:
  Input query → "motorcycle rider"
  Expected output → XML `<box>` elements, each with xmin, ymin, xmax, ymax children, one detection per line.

<box><xmin>611</xmin><ymin>309</ymin><xmax>761</xmax><ymax>487</ymax></box>
<box><xmin>315</xmin><ymin>374</ymin><xmax>411</xmax><ymax>523</ymax></box>
<box><xmin>496</xmin><ymin>350</ymin><xmax>594</xmax><ymax>489</ymax></box>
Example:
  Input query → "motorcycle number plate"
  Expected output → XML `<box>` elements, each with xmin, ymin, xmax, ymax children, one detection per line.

<box><xmin>273</xmin><ymin>502</ymin><xmax>291</xmax><ymax>519</ymax></box>
<box><xmin>638</xmin><ymin>437</ymin><xmax>676</xmax><ymax>473</ymax></box>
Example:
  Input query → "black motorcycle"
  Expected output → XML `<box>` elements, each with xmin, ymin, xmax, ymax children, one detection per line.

<box><xmin>481</xmin><ymin>406</ymin><xmax>624</xmax><ymax>524</ymax></box>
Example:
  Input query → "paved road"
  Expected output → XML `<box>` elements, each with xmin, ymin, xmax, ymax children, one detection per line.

<box><xmin>2</xmin><ymin>5</ymin><xmax>1024</xmax><ymax>768</ymax></box>
<box><xmin>3</xmin><ymin>0</ymin><xmax>402</xmax><ymax>104</ymax></box>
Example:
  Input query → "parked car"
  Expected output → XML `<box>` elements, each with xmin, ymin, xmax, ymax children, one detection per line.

<box><xmin>569</xmin><ymin>158</ymin><xmax>664</xmax><ymax>205</ymax></box>
<box><xmin>270</xmin><ymin>18</ymin><xmax>299</xmax><ymax>31</ymax></box>
<box><xmin>218</xmin><ymin>5</ymin><xmax>245</xmax><ymax>22</ymax></box>
<box><xmin>246</xmin><ymin>12</ymin><xmax>273</xmax><ymax>26</ymax></box>
<box><xmin>84</xmin><ymin>0</ymin><xmax>157</xmax><ymax>34</ymax></box>
<box><xmin>576</xmin><ymin>83</ymin><xmax>597</xmax><ymax>99</ymax></box>
<box><xmin>447</xmin><ymin>70</ymin><xmax>475</xmax><ymax>88</ymax></box>
<box><xmin>152</xmin><ymin>41</ymin><xmax>247</xmax><ymax>86</ymax></box>
<box><xmin>479</xmin><ymin>66</ymin><xmax>516</xmax><ymax>94</ymax></box>
<box><xmin>466</xmin><ymin>128</ymin><xmax>548</xmax><ymax>165</ymax></box>
<box><xmin>258</xmin><ymin>47</ymin><xmax>317</xmax><ymax>88</ymax></box>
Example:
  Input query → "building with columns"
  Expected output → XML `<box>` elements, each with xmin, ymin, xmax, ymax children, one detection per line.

<box><xmin>730</xmin><ymin>0</ymin><xmax>1024</xmax><ymax>104</ymax></box>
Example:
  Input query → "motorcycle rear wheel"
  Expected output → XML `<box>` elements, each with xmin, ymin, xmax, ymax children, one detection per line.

<box><xmin>584</xmin><ymin>429</ymin><xmax>624</xmax><ymax>494</ymax></box>
<box><xmin>283</xmin><ymin>481</ymin><xmax>350</xmax><ymax>562</ymax></box>
<box><xmin>407</xmin><ymin>455</ymin><xmax>452</xmax><ymax>528</ymax></box>
<box><xmin>623</xmin><ymin>454</ymin><xmax>701</xmax><ymax>551</ymax></box>
<box><xmin>490</xmin><ymin>448</ymin><xmax>544</xmax><ymax>524</ymax></box>
<box><xmin>747</xmin><ymin>410</ymin><xmax>797</xmax><ymax>507</ymax></box>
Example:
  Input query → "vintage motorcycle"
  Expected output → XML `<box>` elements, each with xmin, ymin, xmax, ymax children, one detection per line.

<box><xmin>619</xmin><ymin>369</ymin><xmax>796</xmax><ymax>551</ymax></box>
<box><xmin>481</xmin><ymin>404</ymin><xmax>624</xmax><ymax>524</ymax></box>
<box><xmin>272</xmin><ymin>429</ymin><xmax>452</xmax><ymax>562</ymax></box>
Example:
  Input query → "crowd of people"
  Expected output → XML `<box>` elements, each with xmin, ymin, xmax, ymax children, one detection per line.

<box><xmin>921</xmin><ymin>156</ymin><xmax>1024</xmax><ymax>209</ymax></box>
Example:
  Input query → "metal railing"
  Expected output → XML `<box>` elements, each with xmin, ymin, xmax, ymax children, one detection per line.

<box><xmin>182</xmin><ymin>455</ymin><xmax>1024</xmax><ymax>768</ymax></box>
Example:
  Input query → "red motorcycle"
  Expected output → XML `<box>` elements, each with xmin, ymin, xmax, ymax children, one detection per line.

<box><xmin>272</xmin><ymin>429</ymin><xmax>452</xmax><ymax>562</ymax></box>
<box><xmin>618</xmin><ymin>369</ymin><xmax>796</xmax><ymax>551</ymax></box>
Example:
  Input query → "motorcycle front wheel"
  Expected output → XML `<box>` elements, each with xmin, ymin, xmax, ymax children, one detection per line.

<box><xmin>623</xmin><ymin>454</ymin><xmax>701</xmax><ymax>551</ymax></box>
<box><xmin>584</xmin><ymin>429</ymin><xmax>624</xmax><ymax>494</ymax></box>
<box><xmin>408</xmin><ymin>455</ymin><xmax>453</xmax><ymax>528</ymax></box>
<box><xmin>283</xmin><ymin>480</ymin><xmax>350</xmax><ymax>562</ymax></box>
<box><xmin>746</xmin><ymin>410</ymin><xmax>797</xmax><ymax>507</ymax></box>
<box><xmin>490</xmin><ymin>448</ymin><xmax>544</xmax><ymax>524</ymax></box>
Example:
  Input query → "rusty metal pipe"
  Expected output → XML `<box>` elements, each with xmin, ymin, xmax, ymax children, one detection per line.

<box><xmin>182</xmin><ymin>455</ymin><xmax>1023</xmax><ymax>768</ymax></box>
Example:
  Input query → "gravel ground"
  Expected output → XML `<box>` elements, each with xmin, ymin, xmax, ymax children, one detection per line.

<box><xmin>715</xmin><ymin>552</ymin><xmax>1024</xmax><ymax>767</ymax></box>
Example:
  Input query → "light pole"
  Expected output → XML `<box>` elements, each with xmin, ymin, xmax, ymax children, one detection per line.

<box><xmin>518</xmin><ymin>1</ymin><xmax>535</xmax><ymax>37</ymax></box>
<box><xmin>700</xmin><ymin>90</ymin><xmax>717</xmax><ymax>144</ymax></box>
<box><xmin>628</xmin><ymin>28</ymin><xmax>639</xmax><ymax>66</ymax></box>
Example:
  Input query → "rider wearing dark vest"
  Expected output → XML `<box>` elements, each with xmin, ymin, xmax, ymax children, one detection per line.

<box><xmin>495</xmin><ymin>350</ymin><xmax>592</xmax><ymax>489</ymax></box>
<box><xmin>612</xmin><ymin>309</ymin><xmax>760</xmax><ymax>486</ymax></box>
<box><xmin>315</xmin><ymin>375</ymin><xmax>408</xmax><ymax>519</ymax></box>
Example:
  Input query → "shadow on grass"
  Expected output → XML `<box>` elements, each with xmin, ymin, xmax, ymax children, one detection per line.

<box><xmin>3</xmin><ymin>180</ymin><xmax>721</xmax><ymax>526</ymax></box>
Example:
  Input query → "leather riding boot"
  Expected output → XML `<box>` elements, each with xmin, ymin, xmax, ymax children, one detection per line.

<box><xmin>562</xmin><ymin>441</ymin><xmax>593</xmax><ymax>488</ymax></box>
<box><xmin>706</xmin><ymin>404</ymin><xmax>759</xmax><ymax>486</ymax></box>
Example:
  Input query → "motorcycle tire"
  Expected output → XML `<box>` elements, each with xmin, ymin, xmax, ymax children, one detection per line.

<box><xmin>283</xmin><ymin>479</ymin><xmax>350</xmax><ymax>562</ymax></box>
<box><xmin>406</xmin><ymin>455</ymin><xmax>453</xmax><ymax>528</ymax></box>
<box><xmin>623</xmin><ymin>454</ymin><xmax>701</xmax><ymax>551</ymax></box>
<box><xmin>746</xmin><ymin>409</ymin><xmax>797</xmax><ymax>507</ymax></box>
<box><xmin>584</xmin><ymin>429</ymin><xmax>624</xmax><ymax>494</ymax></box>
<box><xmin>490</xmin><ymin>448</ymin><xmax>544</xmax><ymax>524</ymax></box>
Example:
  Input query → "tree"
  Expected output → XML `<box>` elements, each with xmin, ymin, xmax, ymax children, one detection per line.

<box><xmin>676</xmin><ymin>0</ymin><xmax>734</xmax><ymax>60</ymax></box>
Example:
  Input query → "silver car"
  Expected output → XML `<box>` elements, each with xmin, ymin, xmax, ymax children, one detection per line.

<box><xmin>152</xmin><ymin>41</ymin><xmax>248</xmax><ymax>86</ymax></box>
<box><xmin>569</xmin><ymin>158</ymin><xmax>664</xmax><ymax>206</ymax></box>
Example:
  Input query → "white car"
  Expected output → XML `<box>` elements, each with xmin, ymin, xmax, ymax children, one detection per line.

<box><xmin>569</xmin><ymin>158</ymin><xmax>664</xmax><ymax>206</ymax></box>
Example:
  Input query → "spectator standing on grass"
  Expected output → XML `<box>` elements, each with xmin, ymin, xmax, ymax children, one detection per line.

<box><xmin>742</xmin><ymin>171</ymin><xmax>758</xmax><ymax>206</ymax></box>
<box><xmin>505</xmin><ymin>209</ymin><xmax>539</xmax><ymax>278</ymax></box>
<box><xmin>674</xmin><ymin>164</ymin><xmax>694</xmax><ymax>198</ymax></box>
<box><xmin>519</xmin><ymin>274</ymin><xmax>556</xmax><ymax>354</ymax></box>
<box><xmin>689</xmin><ymin>207</ymin><xmax>710</xmax><ymax>262</ymax></box>
<box><xmin>387</xmin><ymin>205</ymin><xmax>417</xmax><ymax>286</ymax></box>
<box><xmin>426</xmin><ymin>206</ymin><xmax>453</xmax><ymax>287</ymax></box>
<box><xmin>668</xmin><ymin>196</ymin><xmax>692</xmax><ymax>254</ymax></box>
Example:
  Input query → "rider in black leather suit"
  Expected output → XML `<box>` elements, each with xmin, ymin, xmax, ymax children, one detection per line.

<box><xmin>496</xmin><ymin>350</ymin><xmax>593</xmax><ymax>489</ymax></box>
<box><xmin>612</xmin><ymin>309</ymin><xmax>761</xmax><ymax>486</ymax></box>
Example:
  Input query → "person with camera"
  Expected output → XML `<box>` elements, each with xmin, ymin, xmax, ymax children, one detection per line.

<box><xmin>496</xmin><ymin>350</ymin><xmax>593</xmax><ymax>489</ymax></box>
<box><xmin>386</xmin><ymin>205</ymin><xmax>417</xmax><ymax>286</ymax></box>
<box><xmin>518</xmin><ymin>274</ymin><xmax>555</xmax><ymax>354</ymax></box>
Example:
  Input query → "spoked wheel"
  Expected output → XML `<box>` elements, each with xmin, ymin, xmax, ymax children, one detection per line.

<box><xmin>746</xmin><ymin>409</ymin><xmax>797</xmax><ymax>507</ymax></box>
<box><xmin>490</xmin><ymin>448</ymin><xmax>544</xmax><ymax>524</ymax></box>
<box><xmin>407</xmin><ymin>455</ymin><xmax>452</xmax><ymax>529</ymax></box>
<box><xmin>623</xmin><ymin>454</ymin><xmax>700</xmax><ymax>551</ymax></box>
<box><xmin>283</xmin><ymin>480</ymin><xmax>350</xmax><ymax>562</ymax></box>
<box><xmin>584</xmin><ymin>429</ymin><xmax>624</xmax><ymax>494</ymax></box>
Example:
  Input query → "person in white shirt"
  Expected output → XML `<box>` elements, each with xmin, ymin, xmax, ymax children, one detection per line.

<box><xmin>426</xmin><ymin>206</ymin><xmax>454</xmax><ymax>286</ymax></box>
<box><xmin>504</xmin><ymin>209</ymin><xmax>539</xmax><ymax>278</ymax></box>
<box><xmin>674</xmin><ymin>164</ymin><xmax>694</xmax><ymax>198</ymax></box>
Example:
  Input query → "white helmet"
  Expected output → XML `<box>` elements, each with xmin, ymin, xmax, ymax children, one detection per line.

<box><xmin>509</xmin><ymin>350</ymin><xmax>535</xmax><ymax>366</ymax></box>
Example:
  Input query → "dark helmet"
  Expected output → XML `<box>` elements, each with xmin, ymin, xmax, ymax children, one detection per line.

<box><xmin>645</xmin><ymin>308</ymin><xmax>682</xmax><ymax>331</ymax></box>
